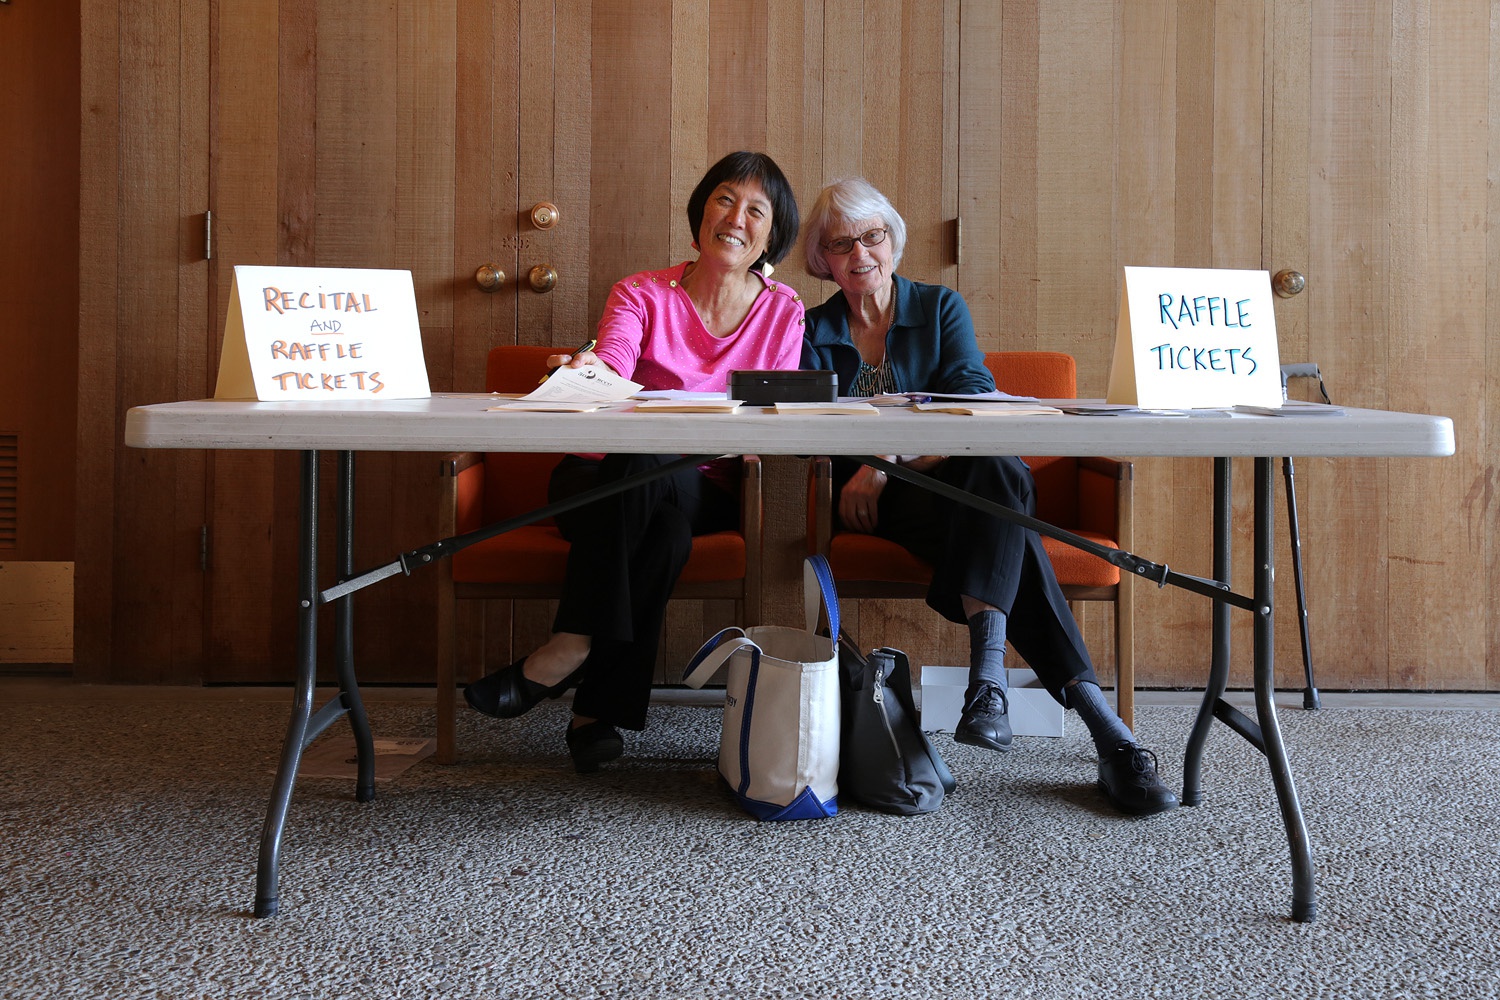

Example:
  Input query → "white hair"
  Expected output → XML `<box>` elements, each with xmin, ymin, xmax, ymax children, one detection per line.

<box><xmin>801</xmin><ymin>177</ymin><xmax>907</xmax><ymax>280</ymax></box>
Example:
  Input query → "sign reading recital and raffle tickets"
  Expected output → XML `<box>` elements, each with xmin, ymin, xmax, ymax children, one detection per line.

<box><xmin>214</xmin><ymin>265</ymin><xmax>431</xmax><ymax>400</ymax></box>
<box><xmin>1106</xmin><ymin>266</ymin><xmax>1282</xmax><ymax>409</ymax></box>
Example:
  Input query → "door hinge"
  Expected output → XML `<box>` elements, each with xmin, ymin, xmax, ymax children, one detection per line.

<box><xmin>200</xmin><ymin>525</ymin><xmax>209</xmax><ymax>572</ymax></box>
<box><xmin>952</xmin><ymin>216</ymin><xmax>962</xmax><ymax>267</ymax></box>
<box><xmin>204</xmin><ymin>210</ymin><xmax>213</xmax><ymax>261</ymax></box>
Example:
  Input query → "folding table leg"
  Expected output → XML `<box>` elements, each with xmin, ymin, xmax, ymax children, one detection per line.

<box><xmin>335</xmin><ymin>451</ymin><xmax>376</xmax><ymax>803</ymax></box>
<box><xmin>1182</xmin><ymin>458</ymin><xmax>1233</xmax><ymax>805</ymax></box>
<box><xmin>1282</xmin><ymin>456</ymin><xmax>1321</xmax><ymax>709</ymax></box>
<box><xmin>1253</xmin><ymin>457</ymin><xmax>1316</xmax><ymax>922</ymax></box>
<box><xmin>254</xmin><ymin>450</ymin><xmax>321</xmax><ymax>918</ymax></box>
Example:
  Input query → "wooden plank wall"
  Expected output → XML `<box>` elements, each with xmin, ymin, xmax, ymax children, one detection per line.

<box><xmin>0</xmin><ymin>0</ymin><xmax>80</xmax><ymax>568</ymax></box>
<box><xmin>75</xmin><ymin>1</ymin><xmax>1497</xmax><ymax>695</ymax></box>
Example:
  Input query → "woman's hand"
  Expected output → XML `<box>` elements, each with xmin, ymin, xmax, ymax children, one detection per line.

<box><xmin>898</xmin><ymin>455</ymin><xmax>945</xmax><ymax>473</ymax></box>
<box><xmin>545</xmin><ymin>348</ymin><xmax>603</xmax><ymax>372</ymax></box>
<box><xmin>839</xmin><ymin>463</ymin><xmax>889</xmax><ymax>534</ymax></box>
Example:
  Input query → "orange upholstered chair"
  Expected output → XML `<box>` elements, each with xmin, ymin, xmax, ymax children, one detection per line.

<box><xmin>808</xmin><ymin>351</ymin><xmax>1135</xmax><ymax>725</ymax></box>
<box><xmin>434</xmin><ymin>345</ymin><xmax>763</xmax><ymax>762</ymax></box>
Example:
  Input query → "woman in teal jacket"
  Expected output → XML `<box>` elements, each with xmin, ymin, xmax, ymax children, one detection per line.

<box><xmin>800</xmin><ymin>177</ymin><xmax>1176</xmax><ymax>816</ymax></box>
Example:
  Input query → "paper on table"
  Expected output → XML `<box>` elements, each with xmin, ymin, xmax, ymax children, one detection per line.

<box><xmin>862</xmin><ymin>390</ymin><xmax>1041</xmax><ymax>406</ymax></box>
<box><xmin>1057</xmin><ymin>403</ymin><xmax>1191</xmax><ymax>417</ymax></box>
<box><xmin>516</xmin><ymin>363</ymin><xmax>643</xmax><ymax>403</ymax></box>
<box><xmin>633</xmin><ymin>398</ymin><xmax>744</xmax><ymax>413</ymax></box>
<box><xmin>913</xmin><ymin>401</ymin><xmax>1062</xmax><ymax>416</ymax></box>
<box><xmin>773</xmin><ymin>401</ymin><xmax>880</xmax><ymax>415</ymax></box>
<box><xmin>924</xmin><ymin>390</ymin><xmax>1040</xmax><ymax>403</ymax></box>
<box><xmin>1234</xmin><ymin>402</ymin><xmax>1347</xmax><ymax>417</ymax></box>
<box><xmin>633</xmin><ymin>389</ymin><xmax>730</xmax><ymax>401</ymax></box>
<box><xmin>487</xmin><ymin>399</ymin><xmax>632</xmax><ymax>412</ymax></box>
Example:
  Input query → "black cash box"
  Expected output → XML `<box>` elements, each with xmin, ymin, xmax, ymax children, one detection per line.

<box><xmin>728</xmin><ymin>370</ymin><xmax>837</xmax><ymax>405</ymax></box>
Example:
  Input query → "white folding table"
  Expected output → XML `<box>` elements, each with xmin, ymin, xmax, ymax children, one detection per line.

<box><xmin>125</xmin><ymin>394</ymin><xmax>1455</xmax><ymax>921</ymax></box>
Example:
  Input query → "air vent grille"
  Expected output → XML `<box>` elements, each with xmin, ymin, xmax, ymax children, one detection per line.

<box><xmin>0</xmin><ymin>435</ymin><xmax>16</xmax><ymax>547</ymax></box>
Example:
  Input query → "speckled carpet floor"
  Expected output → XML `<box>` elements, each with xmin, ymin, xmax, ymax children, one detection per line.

<box><xmin>3</xmin><ymin>683</ymin><xmax>1498</xmax><ymax>999</ymax></box>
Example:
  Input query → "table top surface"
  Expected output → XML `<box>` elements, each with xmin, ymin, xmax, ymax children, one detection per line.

<box><xmin>124</xmin><ymin>394</ymin><xmax>1455</xmax><ymax>459</ymax></box>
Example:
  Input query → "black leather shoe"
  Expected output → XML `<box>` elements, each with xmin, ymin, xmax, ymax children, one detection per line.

<box><xmin>565</xmin><ymin>720</ymin><xmax>624</xmax><ymax>773</ymax></box>
<box><xmin>463</xmin><ymin>658</ymin><xmax>583</xmax><ymax>720</ymax></box>
<box><xmin>954</xmin><ymin>684</ymin><xmax>1013</xmax><ymax>752</ymax></box>
<box><xmin>1098</xmin><ymin>742</ymin><xmax>1179</xmax><ymax>816</ymax></box>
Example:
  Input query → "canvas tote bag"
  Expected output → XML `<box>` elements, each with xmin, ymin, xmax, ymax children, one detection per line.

<box><xmin>683</xmin><ymin>556</ymin><xmax>841</xmax><ymax>820</ymax></box>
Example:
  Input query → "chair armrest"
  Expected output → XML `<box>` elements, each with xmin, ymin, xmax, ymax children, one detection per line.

<box><xmin>739</xmin><ymin>454</ymin><xmax>762</xmax><ymax>547</ymax></box>
<box><xmin>1076</xmin><ymin>455</ymin><xmax>1128</xmax><ymax>481</ymax></box>
<box><xmin>740</xmin><ymin>456</ymin><xmax>763</xmax><ymax>624</ymax></box>
<box><xmin>1076</xmin><ymin>456</ymin><xmax>1132</xmax><ymax>547</ymax></box>
<box><xmin>440</xmin><ymin>451</ymin><xmax>484</xmax><ymax>477</ymax></box>
<box><xmin>438</xmin><ymin>451</ymin><xmax>486</xmax><ymax>538</ymax></box>
<box><xmin>807</xmin><ymin>457</ymin><xmax>833</xmax><ymax>555</ymax></box>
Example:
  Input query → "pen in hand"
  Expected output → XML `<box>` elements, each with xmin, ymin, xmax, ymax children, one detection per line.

<box><xmin>539</xmin><ymin>338</ymin><xmax>598</xmax><ymax>384</ymax></box>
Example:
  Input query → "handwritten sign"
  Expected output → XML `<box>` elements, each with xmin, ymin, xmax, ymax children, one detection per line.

<box><xmin>214</xmin><ymin>265</ymin><xmax>431</xmax><ymax>400</ymax></box>
<box><xmin>1106</xmin><ymin>266</ymin><xmax>1282</xmax><ymax>409</ymax></box>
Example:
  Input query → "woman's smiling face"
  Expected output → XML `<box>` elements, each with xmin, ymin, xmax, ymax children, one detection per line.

<box><xmin>695</xmin><ymin>179</ymin><xmax>772</xmax><ymax>271</ymax></box>
<box><xmin>824</xmin><ymin>216</ymin><xmax>894</xmax><ymax>297</ymax></box>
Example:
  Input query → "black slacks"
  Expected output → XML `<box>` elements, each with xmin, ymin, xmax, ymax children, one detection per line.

<box><xmin>548</xmin><ymin>454</ymin><xmax>738</xmax><ymax>729</ymax></box>
<box><xmin>845</xmin><ymin>454</ymin><xmax>1098</xmax><ymax>705</ymax></box>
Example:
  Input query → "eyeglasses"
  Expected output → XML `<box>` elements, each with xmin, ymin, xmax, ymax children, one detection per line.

<box><xmin>821</xmin><ymin>227</ymin><xmax>889</xmax><ymax>255</ymax></box>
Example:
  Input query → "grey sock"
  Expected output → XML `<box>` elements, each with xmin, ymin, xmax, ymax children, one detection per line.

<box><xmin>1069</xmin><ymin>679</ymin><xmax>1135</xmax><ymax>756</ymax></box>
<box><xmin>966</xmin><ymin>609</ymin><xmax>1009</xmax><ymax>704</ymax></box>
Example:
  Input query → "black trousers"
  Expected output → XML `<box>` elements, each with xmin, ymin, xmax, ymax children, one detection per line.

<box><xmin>548</xmin><ymin>454</ymin><xmax>738</xmax><ymax>729</ymax></box>
<box><xmin>842</xmin><ymin>454</ymin><xmax>1098</xmax><ymax>705</ymax></box>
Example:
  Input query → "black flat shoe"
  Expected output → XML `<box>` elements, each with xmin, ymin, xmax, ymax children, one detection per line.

<box><xmin>1098</xmin><ymin>741</ymin><xmax>1179</xmax><ymax>816</ymax></box>
<box><xmin>954</xmin><ymin>684</ymin><xmax>1013</xmax><ymax>752</ymax></box>
<box><xmin>565</xmin><ymin>720</ymin><xmax>624</xmax><ymax>773</ymax></box>
<box><xmin>464</xmin><ymin>658</ymin><xmax>583</xmax><ymax>720</ymax></box>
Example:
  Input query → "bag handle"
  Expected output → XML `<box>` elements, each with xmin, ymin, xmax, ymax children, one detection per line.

<box><xmin>682</xmin><ymin>627</ymin><xmax>756</xmax><ymax>689</ymax></box>
<box><xmin>683</xmin><ymin>557</ymin><xmax>838</xmax><ymax>689</ymax></box>
<box><xmin>804</xmin><ymin>555</ymin><xmax>839</xmax><ymax>639</ymax></box>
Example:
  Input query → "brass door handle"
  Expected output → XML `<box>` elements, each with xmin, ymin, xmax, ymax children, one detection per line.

<box><xmin>475</xmin><ymin>264</ymin><xmax>506</xmax><ymax>292</ymax></box>
<box><xmin>1272</xmin><ymin>269</ymin><xmax>1306</xmax><ymax>298</ymax></box>
<box><xmin>527</xmin><ymin>264</ymin><xmax>558</xmax><ymax>293</ymax></box>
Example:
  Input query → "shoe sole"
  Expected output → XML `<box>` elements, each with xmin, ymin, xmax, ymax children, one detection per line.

<box><xmin>1096</xmin><ymin>778</ymin><xmax>1180</xmax><ymax>816</ymax></box>
<box><xmin>570</xmin><ymin>742</ymin><xmax>624</xmax><ymax>774</ymax></box>
<box><xmin>954</xmin><ymin>728</ymin><xmax>1013</xmax><ymax>753</ymax></box>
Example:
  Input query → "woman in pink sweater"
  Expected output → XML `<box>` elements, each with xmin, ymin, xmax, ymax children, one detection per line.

<box><xmin>465</xmin><ymin>152</ymin><xmax>805</xmax><ymax>771</ymax></box>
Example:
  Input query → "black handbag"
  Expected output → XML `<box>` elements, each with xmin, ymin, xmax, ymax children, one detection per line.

<box><xmin>838</xmin><ymin>634</ymin><xmax>957</xmax><ymax>815</ymax></box>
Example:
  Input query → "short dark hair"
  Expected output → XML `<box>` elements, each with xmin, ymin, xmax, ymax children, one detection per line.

<box><xmin>686</xmin><ymin>151</ymin><xmax>800</xmax><ymax>272</ymax></box>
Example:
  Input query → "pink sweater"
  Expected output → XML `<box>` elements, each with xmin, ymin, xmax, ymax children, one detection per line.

<box><xmin>593</xmin><ymin>262</ymin><xmax>805</xmax><ymax>390</ymax></box>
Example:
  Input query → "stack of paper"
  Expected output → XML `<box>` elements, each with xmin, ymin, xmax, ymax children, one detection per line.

<box><xmin>488</xmin><ymin>364</ymin><xmax>643</xmax><ymax>412</ymax></box>
<box><xmin>773</xmin><ymin>401</ymin><xmax>880</xmax><ymax>415</ymax></box>
<box><xmin>633</xmin><ymin>398</ymin><xmax>744</xmax><ymax>413</ymax></box>
<box><xmin>1234</xmin><ymin>402</ymin><xmax>1347</xmax><ymax>417</ymax></box>
<box><xmin>913</xmin><ymin>401</ymin><xmax>1062</xmax><ymax>416</ymax></box>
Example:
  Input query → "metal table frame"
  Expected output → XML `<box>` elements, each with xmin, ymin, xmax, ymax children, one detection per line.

<box><xmin>123</xmin><ymin>397</ymin><xmax>1453</xmax><ymax>921</ymax></box>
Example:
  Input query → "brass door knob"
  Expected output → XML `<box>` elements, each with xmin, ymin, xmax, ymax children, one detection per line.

<box><xmin>1272</xmin><ymin>269</ymin><xmax>1306</xmax><ymax>298</ymax></box>
<box><xmin>475</xmin><ymin>264</ymin><xmax>506</xmax><ymax>292</ymax></box>
<box><xmin>527</xmin><ymin>264</ymin><xmax>558</xmax><ymax>293</ymax></box>
<box><xmin>530</xmin><ymin>202</ymin><xmax>561</xmax><ymax>230</ymax></box>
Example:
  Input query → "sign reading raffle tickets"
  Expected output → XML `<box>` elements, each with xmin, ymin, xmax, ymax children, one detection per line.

<box><xmin>1106</xmin><ymin>266</ymin><xmax>1282</xmax><ymax>409</ymax></box>
<box><xmin>214</xmin><ymin>265</ymin><xmax>431</xmax><ymax>400</ymax></box>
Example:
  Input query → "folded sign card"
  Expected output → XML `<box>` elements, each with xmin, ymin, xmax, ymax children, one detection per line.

<box><xmin>1106</xmin><ymin>266</ymin><xmax>1282</xmax><ymax>409</ymax></box>
<box><xmin>214</xmin><ymin>265</ymin><xmax>431</xmax><ymax>400</ymax></box>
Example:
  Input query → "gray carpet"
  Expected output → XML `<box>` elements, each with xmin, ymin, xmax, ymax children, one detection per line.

<box><xmin>3</xmin><ymin>686</ymin><xmax>1498</xmax><ymax>999</ymax></box>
